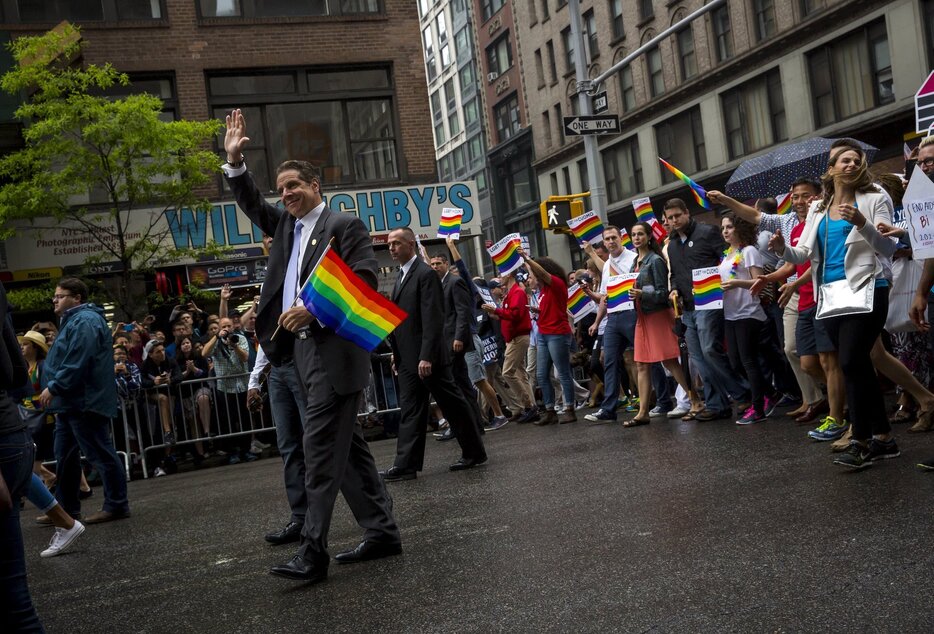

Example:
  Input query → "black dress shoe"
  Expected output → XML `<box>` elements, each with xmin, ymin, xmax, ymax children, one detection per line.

<box><xmin>435</xmin><ymin>428</ymin><xmax>455</xmax><ymax>442</ymax></box>
<box><xmin>380</xmin><ymin>466</ymin><xmax>417</xmax><ymax>482</ymax></box>
<box><xmin>264</xmin><ymin>521</ymin><xmax>303</xmax><ymax>545</ymax></box>
<box><xmin>269</xmin><ymin>555</ymin><xmax>328</xmax><ymax>583</ymax></box>
<box><xmin>334</xmin><ymin>540</ymin><xmax>403</xmax><ymax>564</ymax></box>
<box><xmin>449</xmin><ymin>454</ymin><xmax>487</xmax><ymax>471</ymax></box>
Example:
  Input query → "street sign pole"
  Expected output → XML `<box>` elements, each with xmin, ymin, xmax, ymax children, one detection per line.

<box><xmin>567</xmin><ymin>0</ymin><xmax>606</xmax><ymax>222</ymax></box>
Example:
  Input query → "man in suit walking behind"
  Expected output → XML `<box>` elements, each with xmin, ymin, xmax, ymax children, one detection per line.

<box><xmin>383</xmin><ymin>228</ymin><xmax>487</xmax><ymax>481</ymax></box>
<box><xmin>222</xmin><ymin>108</ymin><xmax>400</xmax><ymax>584</ymax></box>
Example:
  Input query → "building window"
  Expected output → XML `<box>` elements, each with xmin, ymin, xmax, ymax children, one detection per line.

<box><xmin>638</xmin><ymin>0</ymin><xmax>653</xmax><ymax>22</ymax></box>
<box><xmin>712</xmin><ymin>5</ymin><xmax>733</xmax><ymax>62</ymax></box>
<box><xmin>721</xmin><ymin>68</ymin><xmax>786</xmax><ymax>160</ymax></box>
<box><xmin>554</xmin><ymin>103</ymin><xmax>563</xmax><ymax>141</ymax></box>
<box><xmin>618</xmin><ymin>65</ymin><xmax>635</xmax><ymax>112</ymax></box>
<box><xmin>453</xmin><ymin>146</ymin><xmax>466</xmax><ymax>176</ymax></box>
<box><xmin>209</xmin><ymin>66</ymin><xmax>398</xmax><ymax>191</ymax></box>
<box><xmin>476</xmin><ymin>169</ymin><xmax>487</xmax><ymax>193</ymax></box>
<box><xmin>436</xmin><ymin>12</ymin><xmax>447</xmax><ymax>42</ymax></box>
<box><xmin>199</xmin><ymin>0</ymin><xmax>379</xmax><ymax>18</ymax></box>
<box><xmin>542</xmin><ymin>110</ymin><xmax>552</xmax><ymax>147</ymax></box>
<box><xmin>460</xmin><ymin>62</ymin><xmax>476</xmax><ymax>93</ymax></box>
<box><xmin>493</xmin><ymin>93</ymin><xmax>521</xmax><ymax>144</ymax></box>
<box><xmin>549</xmin><ymin>172</ymin><xmax>559</xmax><ymax>195</ymax></box>
<box><xmin>439</xmin><ymin>155</ymin><xmax>451</xmax><ymax>181</ymax></box>
<box><xmin>646</xmin><ymin>47</ymin><xmax>664</xmax><ymax>97</ymax></box>
<box><xmin>105</xmin><ymin>74</ymin><xmax>178</xmax><ymax>121</ymax></box>
<box><xmin>449</xmin><ymin>112</ymin><xmax>460</xmax><ymax>137</ymax></box>
<box><xmin>455</xmin><ymin>28</ymin><xmax>470</xmax><ymax>63</ymax></box>
<box><xmin>655</xmin><ymin>106</ymin><xmax>706</xmax><ymax>184</ymax></box>
<box><xmin>440</xmin><ymin>44</ymin><xmax>452</xmax><ymax>68</ymax></box>
<box><xmin>808</xmin><ymin>20</ymin><xmax>894</xmax><ymax>128</ymax></box>
<box><xmin>418</xmin><ymin>0</ymin><xmax>429</xmax><ymax>17</ymax></box>
<box><xmin>610</xmin><ymin>0</ymin><xmax>624</xmax><ymax>41</ymax></box>
<box><xmin>584</xmin><ymin>10</ymin><xmax>599</xmax><ymax>61</ymax></box>
<box><xmin>562</xmin><ymin>166</ymin><xmax>572</xmax><ymax>195</ymax></box>
<box><xmin>677</xmin><ymin>26</ymin><xmax>696</xmax><ymax>81</ymax></box>
<box><xmin>430</xmin><ymin>90</ymin><xmax>442</xmax><ymax>121</ymax></box>
<box><xmin>926</xmin><ymin>0</ymin><xmax>934</xmax><ymax>69</ymax></box>
<box><xmin>562</xmin><ymin>28</ymin><xmax>574</xmax><ymax>75</ymax></box>
<box><xmin>424</xmin><ymin>28</ymin><xmax>437</xmax><ymax>82</ymax></box>
<box><xmin>602</xmin><ymin>137</ymin><xmax>643</xmax><ymax>203</ymax></box>
<box><xmin>487</xmin><ymin>34</ymin><xmax>513</xmax><ymax>76</ymax></box>
<box><xmin>452</xmin><ymin>0</ymin><xmax>465</xmax><ymax>14</ymax></box>
<box><xmin>535</xmin><ymin>50</ymin><xmax>546</xmax><ymax>88</ymax></box>
<box><xmin>435</xmin><ymin>121</ymin><xmax>445</xmax><ymax>146</ymax></box>
<box><xmin>444</xmin><ymin>78</ymin><xmax>456</xmax><ymax>111</ymax></box>
<box><xmin>528</xmin><ymin>0</ymin><xmax>537</xmax><ymax>24</ymax></box>
<box><xmin>505</xmin><ymin>154</ymin><xmax>534</xmax><ymax>210</ymax></box>
<box><xmin>753</xmin><ymin>0</ymin><xmax>776</xmax><ymax>41</ymax></box>
<box><xmin>465</xmin><ymin>98</ymin><xmax>480</xmax><ymax>128</ymax></box>
<box><xmin>468</xmin><ymin>135</ymin><xmax>484</xmax><ymax>166</ymax></box>
<box><xmin>540</xmin><ymin>0</ymin><xmax>549</xmax><ymax>20</ymax></box>
<box><xmin>546</xmin><ymin>41</ymin><xmax>558</xmax><ymax>84</ymax></box>
<box><xmin>480</xmin><ymin>0</ymin><xmax>505</xmax><ymax>21</ymax></box>
<box><xmin>8</xmin><ymin>0</ymin><xmax>165</xmax><ymax>21</ymax></box>
<box><xmin>800</xmin><ymin>0</ymin><xmax>824</xmax><ymax>16</ymax></box>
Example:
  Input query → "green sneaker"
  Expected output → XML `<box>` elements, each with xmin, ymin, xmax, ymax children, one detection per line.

<box><xmin>808</xmin><ymin>416</ymin><xmax>848</xmax><ymax>441</ymax></box>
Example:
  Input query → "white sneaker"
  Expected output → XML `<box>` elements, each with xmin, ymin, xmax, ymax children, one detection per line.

<box><xmin>154</xmin><ymin>467</ymin><xmax>167</xmax><ymax>477</ymax></box>
<box><xmin>249</xmin><ymin>440</ymin><xmax>267</xmax><ymax>454</ymax></box>
<box><xmin>40</xmin><ymin>521</ymin><xmax>85</xmax><ymax>558</ymax></box>
<box><xmin>667</xmin><ymin>406</ymin><xmax>690</xmax><ymax>419</ymax></box>
<box><xmin>649</xmin><ymin>406</ymin><xmax>666</xmax><ymax>418</ymax></box>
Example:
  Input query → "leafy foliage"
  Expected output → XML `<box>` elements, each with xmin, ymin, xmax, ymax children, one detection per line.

<box><xmin>0</xmin><ymin>24</ymin><xmax>223</xmax><ymax>318</ymax></box>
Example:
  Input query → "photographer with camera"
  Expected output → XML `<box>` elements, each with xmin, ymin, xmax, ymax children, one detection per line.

<box><xmin>201</xmin><ymin>316</ymin><xmax>253</xmax><ymax>465</ymax></box>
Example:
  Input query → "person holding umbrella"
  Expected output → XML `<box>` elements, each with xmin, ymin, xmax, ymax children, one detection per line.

<box><xmin>770</xmin><ymin>139</ymin><xmax>896</xmax><ymax>471</ymax></box>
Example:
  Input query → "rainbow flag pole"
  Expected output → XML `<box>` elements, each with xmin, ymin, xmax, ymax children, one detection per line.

<box><xmin>658</xmin><ymin>157</ymin><xmax>712</xmax><ymax>209</ymax></box>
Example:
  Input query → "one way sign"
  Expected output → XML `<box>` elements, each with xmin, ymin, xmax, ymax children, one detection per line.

<box><xmin>564</xmin><ymin>115</ymin><xmax>620</xmax><ymax>136</ymax></box>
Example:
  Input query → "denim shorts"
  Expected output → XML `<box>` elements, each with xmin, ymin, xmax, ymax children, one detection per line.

<box><xmin>464</xmin><ymin>334</ymin><xmax>486</xmax><ymax>384</ymax></box>
<box><xmin>796</xmin><ymin>306</ymin><xmax>835</xmax><ymax>356</ymax></box>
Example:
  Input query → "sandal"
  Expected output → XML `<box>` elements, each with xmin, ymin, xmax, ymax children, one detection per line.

<box><xmin>889</xmin><ymin>406</ymin><xmax>917</xmax><ymax>424</ymax></box>
<box><xmin>908</xmin><ymin>409</ymin><xmax>933</xmax><ymax>433</ymax></box>
<box><xmin>682</xmin><ymin>409</ymin><xmax>700</xmax><ymax>421</ymax></box>
<box><xmin>623</xmin><ymin>417</ymin><xmax>650</xmax><ymax>428</ymax></box>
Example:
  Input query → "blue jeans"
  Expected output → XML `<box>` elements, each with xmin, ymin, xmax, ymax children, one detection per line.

<box><xmin>0</xmin><ymin>422</ymin><xmax>45</xmax><ymax>633</ymax></box>
<box><xmin>599</xmin><ymin>312</ymin><xmax>637</xmax><ymax>413</ymax></box>
<box><xmin>27</xmin><ymin>472</ymin><xmax>57</xmax><ymax>513</ymax></box>
<box><xmin>536</xmin><ymin>333</ymin><xmax>575</xmax><ymax>409</ymax></box>
<box><xmin>651</xmin><ymin>363</ymin><xmax>674</xmax><ymax>411</ymax></box>
<box><xmin>54</xmin><ymin>410</ymin><xmax>128</xmax><ymax>518</ymax></box>
<box><xmin>268</xmin><ymin>361</ymin><xmax>308</xmax><ymax>524</ymax></box>
<box><xmin>681</xmin><ymin>310</ymin><xmax>749</xmax><ymax>412</ymax></box>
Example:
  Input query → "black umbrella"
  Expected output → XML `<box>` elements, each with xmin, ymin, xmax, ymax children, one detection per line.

<box><xmin>725</xmin><ymin>137</ymin><xmax>879</xmax><ymax>200</ymax></box>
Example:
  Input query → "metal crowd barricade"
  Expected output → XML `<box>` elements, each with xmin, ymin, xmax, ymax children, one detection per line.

<box><xmin>125</xmin><ymin>372</ymin><xmax>272</xmax><ymax>479</ymax></box>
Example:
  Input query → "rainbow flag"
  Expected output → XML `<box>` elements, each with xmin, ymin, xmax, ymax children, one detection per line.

<box><xmin>298</xmin><ymin>245</ymin><xmax>407</xmax><ymax>352</ymax></box>
<box><xmin>619</xmin><ymin>227</ymin><xmax>634</xmax><ymax>250</ymax></box>
<box><xmin>487</xmin><ymin>232</ymin><xmax>523</xmax><ymax>275</ymax></box>
<box><xmin>692</xmin><ymin>266</ymin><xmax>723</xmax><ymax>310</ymax></box>
<box><xmin>606</xmin><ymin>274</ymin><xmax>637</xmax><ymax>313</ymax></box>
<box><xmin>632</xmin><ymin>196</ymin><xmax>667</xmax><ymax>241</ymax></box>
<box><xmin>436</xmin><ymin>207</ymin><xmax>464</xmax><ymax>239</ymax></box>
<box><xmin>775</xmin><ymin>193</ymin><xmax>792</xmax><ymax>215</ymax></box>
<box><xmin>567</xmin><ymin>285</ymin><xmax>596</xmax><ymax>323</ymax></box>
<box><xmin>658</xmin><ymin>158</ymin><xmax>711</xmax><ymax>209</ymax></box>
<box><xmin>566</xmin><ymin>211</ymin><xmax>604</xmax><ymax>246</ymax></box>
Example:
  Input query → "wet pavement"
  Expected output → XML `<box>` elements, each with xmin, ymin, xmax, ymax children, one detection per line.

<box><xmin>21</xmin><ymin>407</ymin><xmax>934</xmax><ymax>633</ymax></box>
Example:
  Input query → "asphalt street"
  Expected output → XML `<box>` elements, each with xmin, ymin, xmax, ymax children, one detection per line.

<box><xmin>21</xmin><ymin>408</ymin><xmax>934</xmax><ymax>633</ymax></box>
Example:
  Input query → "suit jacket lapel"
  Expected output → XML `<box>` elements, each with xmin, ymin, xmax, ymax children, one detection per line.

<box><xmin>395</xmin><ymin>258</ymin><xmax>419</xmax><ymax>300</ymax></box>
<box><xmin>299</xmin><ymin>207</ymin><xmax>331</xmax><ymax>282</ymax></box>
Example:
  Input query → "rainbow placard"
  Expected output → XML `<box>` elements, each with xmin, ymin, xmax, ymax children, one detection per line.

<box><xmin>632</xmin><ymin>196</ymin><xmax>667</xmax><ymax>241</ymax></box>
<box><xmin>659</xmin><ymin>157</ymin><xmax>712</xmax><ymax>209</ymax></box>
<box><xmin>619</xmin><ymin>226</ymin><xmax>634</xmax><ymax>251</ymax></box>
<box><xmin>775</xmin><ymin>193</ymin><xmax>792</xmax><ymax>215</ymax></box>
<box><xmin>567</xmin><ymin>285</ymin><xmax>596</xmax><ymax>323</ymax></box>
<box><xmin>487</xmin><ymin>232</ymin><xmax>523</xmax><ymax>275</ymax></box>
<box><xmin>606</xmin><ymin>274</ymin><xmax>637</xmax><ymax>313</ymax></box>
<box><xmin>566</xmin><ymin>211</ymin><xmax>604</xmax><ymax>246</ymax></box>
<box><xmin>436</xmin><ymin>207</ymin><xmax>464</xmax><ymax>239</ymax></box>
<box><xmin>692</xmin><ymin>266</ymin><xmax>723</xmax><ymax>310</ymax></box>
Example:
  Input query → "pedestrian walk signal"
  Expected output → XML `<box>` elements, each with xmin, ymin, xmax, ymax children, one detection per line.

<box><xmin>540</xmin><ymin>195</ymin><xmax>586</xmax><ymax>231</ymax></box>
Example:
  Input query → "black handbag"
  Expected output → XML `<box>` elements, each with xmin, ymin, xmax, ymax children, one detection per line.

<box><xmin>18</xmin><ymin>404</ymin><xmax>48</xmax><ymax>437</ymax></box>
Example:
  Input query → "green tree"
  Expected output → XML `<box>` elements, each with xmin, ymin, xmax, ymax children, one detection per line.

<box><xmin>0</xmin><ymin>23</ymin><xmax>223</xmax><ymax>319</ymax></box>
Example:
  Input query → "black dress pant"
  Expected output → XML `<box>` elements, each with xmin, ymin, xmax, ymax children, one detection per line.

<box><xmin>394</xmin><ymin>362</ymin><xmax>486</xmax><ymax>472</ymax></box>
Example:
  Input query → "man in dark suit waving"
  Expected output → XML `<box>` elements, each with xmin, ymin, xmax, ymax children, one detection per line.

<box><xmin>222</xmin><ymin>109</ymin><xmax>400</xmax><ymax>584</ymax></box>
<box><xmin>383</xmin><ymin>228</ymin><xmax>487</xmax><ymax>481</ymax></box>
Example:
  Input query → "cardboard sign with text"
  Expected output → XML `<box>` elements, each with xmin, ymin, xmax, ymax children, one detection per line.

<box><xmin>904</xmin><ymin>166</ymin><xmax>934</xmax><ymax>260</ymax></box>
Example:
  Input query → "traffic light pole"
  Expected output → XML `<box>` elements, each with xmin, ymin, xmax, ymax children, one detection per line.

<box><xmin>568</xmin><ymin>0</ymin><xmax>726</xmax><ymax>223</ymax></box>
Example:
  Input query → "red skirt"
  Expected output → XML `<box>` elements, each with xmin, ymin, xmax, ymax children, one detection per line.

<box><xmin>634</xmin><ymin>308</ymin><xmax>680</xmax><ymax>363</ymax></box>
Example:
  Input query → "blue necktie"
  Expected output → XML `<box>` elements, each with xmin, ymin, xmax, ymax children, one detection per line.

<box><xmin>282</xmin><ymin>220</ymin><xmax>303</xmax><ymax>313</ymax></box>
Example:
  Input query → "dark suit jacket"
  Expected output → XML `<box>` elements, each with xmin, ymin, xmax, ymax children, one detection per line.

<box><xmin>441</xmin><ymin>273</ymin><xmax>474</xmax><ymax>352</ymax></box>
<box><xmin>388</xmin><ymin>258</ymin><xmax>448</xmax><ymax>374</ymax></box>
<box><xmin>226</xmin><ymin>170</ymin><xmax>377</xmax><ymax>395</ymax></box>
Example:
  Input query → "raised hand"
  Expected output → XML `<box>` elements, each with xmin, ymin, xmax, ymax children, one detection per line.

<box><xmin>220</xmin><ymin>283</ymin><xmax>232</xmax><ymax>300</ymax></box>
<box><xmin>707</xmin><ymin>190</ymin><xmax>726</xmax><ymax>205</ymax></box>
<box><xmin>224</xmin><ymin>108</ymin><xmax>251</xmax><ymax>163</ymax></box>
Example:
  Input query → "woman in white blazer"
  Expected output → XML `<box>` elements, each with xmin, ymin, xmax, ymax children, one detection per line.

<box><xmin>774</xmin><ymin>139</ymin><xmax>895</xmax><ymax>471</ymax></box>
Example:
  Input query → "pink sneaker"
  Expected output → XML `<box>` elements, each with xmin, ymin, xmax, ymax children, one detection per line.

<box><xmin>736</xmin><ymin>406</ymin><xmax>767</xmax><ymax>426</ymax></box>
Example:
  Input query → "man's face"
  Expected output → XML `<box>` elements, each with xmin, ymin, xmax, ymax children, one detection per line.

<box><xmin>919</xmin><ymin>145</ymin><xmax>934</xmax><ymax>177</ymax></box>
<box><xmin>172</xmin><ymin>324</ymin><xmax>186</xmax><ymax>339</ymax></box>
<box><xmin>180</xmin><ymin>312</ymin><xmax>193</xmax><ymax>327</ymax></box>
<box><xmin>52</xmin><ymin>286</ymin><xmax>80</xmax><ymax>317</ymax></box>
<box><xmin>388</xmin><ymin>230</ymin><xmax>415</xmax><ymax>263</ymax></box>
<box><xmin>150</xmin><ymin>345</ymin><xmax>165</xmax><ymax>363</ymax></box>
<box><xmin>207</xmin><ymin>323</ymin><xmax>219</xmax><ymax>338</ymax></box>
<box><xmin>113</xmin><ymin>348</ymin><xmax>127</xmax><ymax>364</ymax></box>
<box><xmin>602</xmin><ymin>230</ymin><xmax>623</xmax><ymax>256</ymax></box>
<box><xmin>276</xmin><ymin>169</ymin><xmax>321</xmax><ymax>218</ymax></box>
<box><xmin>244</xmin><ymin>315</ymin><xmax>256</xmax><ymax>331</ymax></box>
<box><xmin>665</xmin><ymin>207</ymin><xmax>689</xmax><ymax>233</ymax></box>
<box><xmin>430</xmin><ymin>257</ymin><xmax>448</xmax><ymax>277</ymax></box>
<box><xmin>218</xmin><ymin>318</ymin><xmax>233</xmax><ymax>334</ymax></box>
<box><xmin>790</xmin><ymin>184</ymin><xmax>820</xmax><ymax>217</ymax></box>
